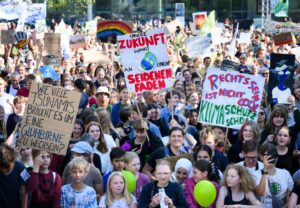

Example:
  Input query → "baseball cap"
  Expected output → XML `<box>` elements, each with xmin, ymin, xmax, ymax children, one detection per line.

<box><xmin>71</xmin><ymin>141</ymin><xmax>94</xmax><ymax>154</ymax></box>
<box><xmin>96</xmin><ymin>86</ymin><xmax>110</xmax><ymax>96</ymax></box>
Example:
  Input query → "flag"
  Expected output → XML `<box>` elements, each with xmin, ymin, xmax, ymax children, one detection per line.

<box><xmin>199</xmin><ymin>10</ymin><xmax>216</xmax><ymax>36</ymax></box>
<box><xmin>271</xmin><ymin>0</ymin><xmax>289</xmax><ymax>17</ymax></box>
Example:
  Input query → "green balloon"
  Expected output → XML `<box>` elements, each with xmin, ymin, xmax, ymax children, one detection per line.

<box><xmin>122</xmin><ymin>171</ymin><xmax>137</xmax><ymax>193</ymax></box>
<box><xmin>193</xmin><ymin>180</ymin><xmax>217</xmax><ymax>207</ymax></box>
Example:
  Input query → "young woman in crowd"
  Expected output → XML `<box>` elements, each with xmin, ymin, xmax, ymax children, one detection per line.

<box><xmin>86</xmin><ymin>121</ymin><xmax>117</xmax><ymax>175</ymax></box>
<box><xmin>138</xmin><ymin>160</ymin><xmax>188</xmax><ymax>208</ymax></box>
<box><xmin>143</xmin><ymin>126</ymin><xmax>186</xmax><ymax>180</ymax></box>
<box><xmin>228</xmin><ymin>120</ymin><xmax>260</xmax><ymax>163</ymax></box>
<box><xmin>170</xmin><ymin>158</ymin><xmax>192</xmax><ymax>185</ymax></box>
<box><xmin>184</xmin><ymin>159</ymin><xmax>219</xmax><ymax>208</ymax></box>
<box><xmin>99</xmin><ymin>172</ymin><xmax>137</xmax><ymax>208</ymax></box>
<box><xmin>274</xmin><ymin>126</ymin><xmax>297</xmax><ymax>174</ymax></box>
<box><xmin>216</xmin><ymin>164</ymin><xmax>261</xmax><ymax>207</ymax></box>
<box><xmin>193</xmin><ymin>144</ymin><xmax>223</xmax><ymax>183</ymax></box>
<box><xmin>124</xmin><ymin>151</ymin><xmax>150</xmax><ymax>201</ymax></box>
<box><xmin>260</xmin><ymin>106</ymin><xmax>288</xmax><ymax>145</ymax></box>
<box><xmin>28</xmin><ymin>150</ymin><xmax>61</xmax><ymax>208</ymax></box>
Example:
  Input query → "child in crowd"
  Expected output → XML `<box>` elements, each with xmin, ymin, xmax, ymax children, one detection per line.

<box><xmin>216</xmin><ymin>164</ymin><xmax>261</xmax><ymax>207</ymax></box>
<box><xmin>200</xmin><ymin>128</ymin><xmax>229</xmax><ymax>172</ymax></box>
<box><xmin>124</xmin><ymin>151</ymin><xmax>150</xmax><ymax>200</ymax></box>
<box><xmin>0</xmin><ymin>143</ymin><xmax>28</xmax><ymax>208</ymax></box>
<box><xmin>99</xmin><ymin>171</ymin><xmax>137</xmax><ymax>208</ymax></box>
<box><xmin>28</xmin><ymin>150</ymin><xmax>61</xmax><ymax>208</ymax></box>
<box><xmin>103</xmin><ymin>147</ymin><xmax>126</xmax><ymax>193</ymax></box>
<box><xmin>170</xmin><ymin>158</ymin><xmax>192</xmax><ymax>185</ymax></box>
<box><xmin>183</xmin><ymin>160</ymin><xmax>219</xmax><ymax>208</ymax></box>
<box><xmin>61</xmin><ymin>157</ymin><xmax>98</xmax><ymax>208</ymax></box>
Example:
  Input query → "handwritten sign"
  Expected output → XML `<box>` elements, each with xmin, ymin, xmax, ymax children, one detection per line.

<box><xmin>17</xmin><ymin>82</ymin><xmax>80</xmax><ymax>155</ymax></box>
<box><xmin>117</xmin><ymin>28</ymin><xmax>173</xmax><ymax>93</ymax></box>
<box><xmin>43</xmin><ymin>33</ymin><xmax>61</xmax><ymax>66</ymax></box>
<box><xmin>199</xmin><ymin>68</ymin><xmax>265</xmax><ymax>129</ymax></box>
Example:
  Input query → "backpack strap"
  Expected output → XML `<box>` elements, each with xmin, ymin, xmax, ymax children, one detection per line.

<box><xmin>52</xmin><ymin>171</ymin><xmax>56</xmax><ymax>184</ymax></box>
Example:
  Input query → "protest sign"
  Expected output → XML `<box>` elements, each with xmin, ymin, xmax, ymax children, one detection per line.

<box><xmin>192</xmin><ymin>12</ymin><xmax>207</xmax><ymax>33</ymax></box>
<box><xmin>186</xmin><ymin>34</ymin><xmax>214</xmax><ymax>58</ymax></box>
<box><xmin>175</xmin><ymin>3</ymin><xmax>185</xmax><ymax>27</ymax></box>
<box><xmin>39</xmin><ymin>65</ymin><xmax>60</xmax><ymax>81</ymax></box>
<box><xmin>97</xmin><ymin>20</ymin><xmax>133</xmax><ymax>40</ymax></box>
<box><xmin>268</xmin><ymin>53</ymin><xmax>295</xmax><ymax>104</ymax></box>
<box><xmin>238</xmin><ymin>32</ymin><xmax>251</xmax><ymax>44</ymax></box>
<box><xmin>221</xmin><ymin>60</ymin><xmax>239</xmax><ymax>71</ymax></box>
<box><xmin>164</xmin><ymin>19</ymin><xmax>184</xmax><ymax>34</ymax></box>
<box><xmin>35</xmin><ymin>19</ymin><xmax>47</xmax><ymax>33</ymax></box>
<box><xmin>1</xmin><ymin>30</ymin><xmax>15</xmax><ymax>44</ymax></box>
<box><xmin>199</xmin><ymin>67</ymin><xmax>265</xmax><ymax>129</ymax></box>
<box><xmin>43</xmin><ymin>33</ymin><xmax>61</xmax><ymax>66</ymax></box>
<box><xmin>265</xmin><ymin>20</ymin><xmax>300</xmax><ymax>34</ymax></box>
<box><xmin>271</xmin><ymin>0</ymin><xmax>288</xmax><ymax>17</ymax></box>
<box><xmin>17</xmin><ymin>82</ymin><xmax>80</xmax><ymax>155</ymax></box>
<box><xmin>291</xmin><ymin>47</ymin><xmax>300</xmax><ymax>58</ymax></box>
<box><xmin>117</xmin><ymin>28</ymin><xmax>173</xmax><ymax>93</ymax></box>
<box><xmin>273</xmin><ymin>32</ymin><xmax>295</xmax><ymax>46</ymax></box>
<box><xmin>70</xmin><ymin>35</ymin><xmax>86</xmax><ymax>49</ymax></box>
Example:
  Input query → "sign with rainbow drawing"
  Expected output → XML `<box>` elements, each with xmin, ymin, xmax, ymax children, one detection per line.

<box><xmin>97</xmin><ymin>20</ymin><xmax>133</xmax><ymax>39</ymax></box>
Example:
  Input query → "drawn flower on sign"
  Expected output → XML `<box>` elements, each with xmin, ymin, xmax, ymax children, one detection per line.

<box><xmin>141</xmin><ymin>51</ymin><xmax>157</xmax><ymax>71</ymax></box>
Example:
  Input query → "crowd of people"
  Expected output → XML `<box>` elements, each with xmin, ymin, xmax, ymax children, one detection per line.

<box><xmin>0</xmin><ymin>15</ymin><xmax>300</xmax><ymax>208</ymax></box>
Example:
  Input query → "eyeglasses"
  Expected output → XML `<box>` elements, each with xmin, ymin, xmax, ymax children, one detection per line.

<box><xmin>262</xmin><ymin>73</ymin><xmax>269</xmax><ymax>76</ymax></box>
<box><xmin>188</xmin><ymin>65</ymin><xmax>194</xmax><ymax>68</ymax></box>
<box><xmin>135</xmin><ymin>129</ymin><xmax>146</xmax><ymax>133</ymax></box>
<box><xmin>80</xmin><ymin>71</ymin><xmax>87</xmax><ymax>74</ymax></box>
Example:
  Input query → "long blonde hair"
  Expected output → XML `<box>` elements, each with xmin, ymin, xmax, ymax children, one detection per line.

<box><xmin>106</xmin><ymin>171</ymin><xmax>133</xmax><ymax>206</ymax></box>
<box><xmin>222</xmin><ymin>164</ymin><xmax>256</xmax><ymax>193</ymax></box>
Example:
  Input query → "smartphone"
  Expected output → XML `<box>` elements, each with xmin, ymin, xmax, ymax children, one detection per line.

<box><xmin>268</xmin><ymin>150</ymin><xmax>276</xmax><ymax>164</ymax></box>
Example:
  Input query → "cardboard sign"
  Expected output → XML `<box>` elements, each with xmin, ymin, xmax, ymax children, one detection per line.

<box><xmin>118</xmin><ymin>28</ymin><xmax>173</xmax><ymax>93</ymax></box>
<box><xmin>273</xmin><ymin>32</ymin><xmax>294</xmax><ymax>46</ymax></box>
<box><xmin>43</xmin><ymin>33</ymin><xmax>61</xmax><ymax>66</ymax></box>
<box><xmin>186</xmin><ymin>34</ymin><xmax>213</xmax><ymax>58</ymax></box>
<box><xmin>268</xmin><ymin>53</ymin><xmax>295</xmax><ymax>104</ymax></box>
<box><xmin>17</xmin><ymin>82</ymin><xmax>80</xmax><ymax>155</ymax></box>
<box><xmin>199</xmin><ymin>67</ymin><xmax>265</xmax><ymax>129</ymax></box>
<box><xmin>70</xmin><ymin>35</ymin><xmax>86</xmax><ymax>49</ymax></box>
<box><xmin>193</xmin><ymin>12</ymin><xmax>207</xmax><ymax>33</ymax></box>
<box><xmin>0</xmin><ymin>30</ymin><xmax>15</xmax><ymax>44</ymax></box>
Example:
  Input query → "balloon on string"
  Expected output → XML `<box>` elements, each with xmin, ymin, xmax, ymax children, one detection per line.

<box><xmin>122</xmin><ymin>170</ymin><xmax>137</xmax><ymax>193</ymax></box>
<box><xmin>193</xmin><ymin>180</ymin><xmax>217</xmax><ymax>207</ymax></box>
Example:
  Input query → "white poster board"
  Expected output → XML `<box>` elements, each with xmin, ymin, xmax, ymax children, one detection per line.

<box><xmin>199</xmin><ymin>68</ymin><xmax>265</xmax><ymax>129</ymax></box>
<box><xmin>117</xmin><ymin>28</ymin><xmax>173</xmax><ymax>93</ymax></box>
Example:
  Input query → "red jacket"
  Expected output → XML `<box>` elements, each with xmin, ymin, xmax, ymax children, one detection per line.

<box><xmin>28</xmin><ymin>170</ymin><xmax>61</xmax><ymax>208</ymax></box>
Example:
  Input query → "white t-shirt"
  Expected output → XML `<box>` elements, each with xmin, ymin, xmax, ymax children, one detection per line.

<box><xmin>257</xmin><ymin>168</ymin><xmax>294</xmax><ymax>208</ymax></box>
<box><xmin>94</xmin><ymin>134</ymin><xmax>116</xmax><ymax>175</ymax></box>
<box><xmin>99</xmin><ymin>194</ymin><xmax>137</xmax><ymax>208</ymax></box>
<box><xmin>236</xmin><ymin>161</ymin><xmax>264</xmax><ymax>186</ymax></box>
<box><xmin>0</xmin><ymin>93</ymin><xmax>14</xmax><ymax>125</ymax></box>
